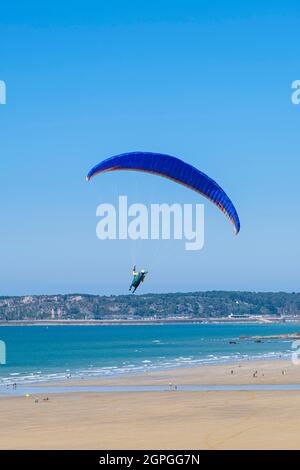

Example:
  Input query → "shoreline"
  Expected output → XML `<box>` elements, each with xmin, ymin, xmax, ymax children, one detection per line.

<box><xmin>39</xmin><ymin>358</ymin><xmax>300</xmax><ymax>388</ymax></box>
<box><xmin>1</xmin><ymin>357</ymin><xmax>297</xmax><ymax>393</ymax></box>
<box><xmin>1</xmin><ymin>318</ymin><xmax>299</xmax><ymax>326</ymax></box>
<box><xmin>0</xmin><ymin>351</ymin><xmax>293</xmax><ymax>389</ymax></box>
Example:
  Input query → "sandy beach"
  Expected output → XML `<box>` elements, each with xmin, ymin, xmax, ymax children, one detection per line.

<box><xmin>1</xmin><ymin>359</ymin><xmax>300</xmax><ymax>449</ymax></box>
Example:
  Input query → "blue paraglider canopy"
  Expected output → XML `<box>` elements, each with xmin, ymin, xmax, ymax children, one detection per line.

<box><xmin>87</xmin><ymin>151</ymin><xmax>240</xmax><ymax>234</ymax></box>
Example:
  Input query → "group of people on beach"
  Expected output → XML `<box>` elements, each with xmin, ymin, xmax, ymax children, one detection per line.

<box><xmin>230</xmin><ymin>367</ymin><xmax>287</xmax><ymax>379</ymax></box>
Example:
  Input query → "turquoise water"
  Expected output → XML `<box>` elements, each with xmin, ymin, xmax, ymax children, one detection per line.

<box><xmin>0</xmin><ymin>323</ymin><xmax>298</xmax><ymax>385</ymax></box>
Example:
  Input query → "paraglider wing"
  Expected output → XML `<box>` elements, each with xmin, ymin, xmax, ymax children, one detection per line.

<box><xmin>86</xmin><ymin>152</ymin><xmax>240</xmax><ymax>234</ymax></box>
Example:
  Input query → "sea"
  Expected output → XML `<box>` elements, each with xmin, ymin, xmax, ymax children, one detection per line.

<box><xmin>0</xmin><ymin>323</ymin><xmax>299</xmax><ymax>385</ymax></box>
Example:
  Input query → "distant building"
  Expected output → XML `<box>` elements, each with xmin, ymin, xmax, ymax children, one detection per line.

<box><xmin>228</xmin><ymin>313</ymin><xmax>250</xmax><ymax>319</ymax></box>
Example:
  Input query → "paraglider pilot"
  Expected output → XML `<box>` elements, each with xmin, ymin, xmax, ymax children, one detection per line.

<box><xmin>129</xmin><ymin>266</ymin><xmax>148</xmax><ymax>293</ymax></box>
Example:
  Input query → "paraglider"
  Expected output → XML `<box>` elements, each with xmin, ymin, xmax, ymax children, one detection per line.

<box><xmin>87</xmin><ymin>151</ymin><xmax>240</xmax><ymax>293</ymax></box>
<box><xmin>129</xmin><ymin>266</ymin><xmax>148</xmax><ymax>293</ymax></box>
<box><xmin>86</xmin><ymin>151</ymin><xmax>240</xmax><ymax>234</ymax></box>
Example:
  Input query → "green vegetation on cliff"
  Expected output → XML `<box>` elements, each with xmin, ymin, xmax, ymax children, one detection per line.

<box><xmin>0</xmin><ymin>291</ymin><xmax>299</xmax><ymax>321</ymax></box>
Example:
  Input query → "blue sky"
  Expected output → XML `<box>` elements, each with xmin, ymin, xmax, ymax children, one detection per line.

<box><xmin>1</xmin><ymin>1</ymin><xmax>300</xmax><ymax>295</ymax></box>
